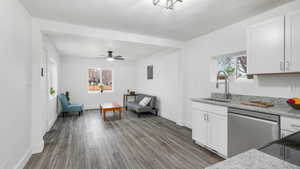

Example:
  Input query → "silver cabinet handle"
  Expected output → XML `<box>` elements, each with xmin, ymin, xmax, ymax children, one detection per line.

<box><xmin>207</xmin><ymin>114</ymin><xmax>209</xmax><ymax>121</ymax></box>
<box><xmin>286</xmin><ymin>61</ymin><xmax>290</xmax><ymax>71</ymax></box>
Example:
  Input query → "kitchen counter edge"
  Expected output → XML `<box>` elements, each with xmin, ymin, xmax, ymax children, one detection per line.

<box><xmin>191</xmin><ymin>98</ymin><xmax>300</xmax><ymax>119</ymax></box>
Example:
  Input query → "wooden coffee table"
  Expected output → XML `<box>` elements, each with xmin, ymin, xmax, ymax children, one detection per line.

<box><xmin>100</xmin><ymin>103</ymin><xmax>123</xmax><ymax>121</ymax></box>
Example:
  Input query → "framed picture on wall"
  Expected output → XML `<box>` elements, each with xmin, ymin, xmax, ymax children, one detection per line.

<box><xmin>147</xmin><ymin>65</ymin><xmax>153</xmax><ymax>80</ymax></box>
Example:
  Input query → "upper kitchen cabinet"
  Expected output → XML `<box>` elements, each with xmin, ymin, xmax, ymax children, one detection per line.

<box><xmin>285</xmin><ymin>10</ymin><xmax>300</xmax><ymax>73</ymax></box>
<box><xmin>247</xmin><ymin>10</ymin><xmax>300</xmax><ymax>75</ymax></box>
<box><xmin>247</xmin><ymin>16</ymin><xmax>285</xmax><ymax>74</ymax></box>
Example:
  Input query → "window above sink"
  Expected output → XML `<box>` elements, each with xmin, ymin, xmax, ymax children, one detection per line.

<box><xmin>209</xmin><ymin>50</ymin><xmax>254</xmax><ymax>83</ymax></box>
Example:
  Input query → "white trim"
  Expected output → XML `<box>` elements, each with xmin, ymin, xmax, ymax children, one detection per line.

<box><xmin>14</xmin><ymin>148</ymin><xmax>32</xmax><ymax>169</ymax></box>
<box><xmin>211</xmin><ymin>50</ymin><xmax>247</xmax><ymax>59</ymax></box>
<box><xmin>47</xmin><ymin>115</ymin><xmax>58</xmax><ymax>132</ymax></box>
<box><xmin>35</xmin><ymin>18</ymin><xmax>183</xmax><ymax>48</ymax></box>
<box><xmin>176</xmin><ymin>121</ymin><xmax>184</xmax><ymax>126</ymax></box>
<box><xmin>184</xmin><ymin>121</ymin><xmax>192</xmax><ymax>129</ymax></box>
<box><xmin>31</xmin><ymin>140</ymin><xmax>44</xmax><ymax>154</ymax></box>
<box><xmin>194</xmin><ymin>140</ymin><xmax>227</xmax><ymax>159</ymax></box>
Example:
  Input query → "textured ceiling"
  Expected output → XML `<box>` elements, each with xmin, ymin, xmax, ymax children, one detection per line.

<box><xmin>20</xmin><ymin>0</ymin><xmax>293</xmax><ymax>40</ymax></box>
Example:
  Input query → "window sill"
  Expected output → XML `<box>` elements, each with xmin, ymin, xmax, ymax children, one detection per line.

<box><xmin>49</xmin><ymin>94</ymin><xmax>57</xmax><ymax>100</ymax></box>
<box><xmin>88</xmin><ymin>91</ymin><xmax>114</xmax><ymax>94</ymax></box>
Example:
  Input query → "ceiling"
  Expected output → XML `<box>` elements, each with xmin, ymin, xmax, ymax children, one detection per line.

<box><xmin>46</xmin><ymin>33</ymin><xmax>172</xmax><ymax>60</ymax></box>
<box><xmin>20</xmin><ymin>0</ymin><xmax>293</xmax><ymax>41</ymax></box>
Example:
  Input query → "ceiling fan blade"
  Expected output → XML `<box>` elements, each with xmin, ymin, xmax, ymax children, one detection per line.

<box><xmin>114</xmin><ymin>57</ymin><xmax>125</xmax><ymax>60</ymax></box>
<box><xmin>97</xmin><ymin>56</ymin><xmax>108</xmax><ymax>59</ymax></box>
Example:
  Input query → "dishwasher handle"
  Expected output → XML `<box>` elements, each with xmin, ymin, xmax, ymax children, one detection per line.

<box><xmin>228</xmin><ymin>108</ymin><xmax>280</xmax><ymax>123</ymax></box>
<box><xmin>229</xmin><ymin>113</ymin><xmax>278</xmax><ymax>125</ymax></box>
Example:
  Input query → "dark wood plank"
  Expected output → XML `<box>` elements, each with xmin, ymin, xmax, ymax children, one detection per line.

<box><xmin>24</xmin><ymin>110</ymin><xmax>223</xmax><ymax>169</ymax></box>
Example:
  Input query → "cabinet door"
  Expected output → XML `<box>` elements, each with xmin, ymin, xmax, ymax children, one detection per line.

<box><xmin>207</xmin><ymin>113</ymin><xmax>228</xmax><ymax>156</ymax></box>
<box><xmin>247</xmin><ymin>16</ymin><xmax>285</xmax><ymax>74</ymax></box>
<box><xmin>192</xmin><ymin>109</ymin><xmax>207</xmax><ymax>145</ymax></box>
<box><xmin>286</xmin><ymin>10</ymin><xmax>300</xmax><ymax>72</ymax></box>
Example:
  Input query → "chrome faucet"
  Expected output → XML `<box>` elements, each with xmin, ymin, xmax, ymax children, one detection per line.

<box><xmin>216</xmin><ymin>71</ymin><xmax>230</xmax><ymax>99</ymax></box>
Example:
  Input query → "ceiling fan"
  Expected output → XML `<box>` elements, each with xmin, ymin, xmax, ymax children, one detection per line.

<box><xmin>99</xmin><ymin>51</ymin><xmax>125</xmax><ymax>61</ymax></box>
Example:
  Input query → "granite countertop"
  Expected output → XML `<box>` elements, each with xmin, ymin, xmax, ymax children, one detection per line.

<box><xmin>205</xmin><ymin>149</ymin><xmax>300</xmax><ymax>169</ymax></box>
<box><xmin>191</xmin><ymin>98</ymin><xmax>300</xmax><ymax>119</ymax></box>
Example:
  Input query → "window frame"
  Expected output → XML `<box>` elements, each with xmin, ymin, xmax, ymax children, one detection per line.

<box><xmin>87</xmin><ymin>67</ymin><xmax>114</xmax><ymax>94</ymax></box>
<box><xmin>47</xmin><ymin>57</ymin><xmax>58</xmax><ymax>100</ymax></box>
<box><xmin>210</xmin><ymin>51</ymin><xmax>253</xmax><ymax>83</ymax></box>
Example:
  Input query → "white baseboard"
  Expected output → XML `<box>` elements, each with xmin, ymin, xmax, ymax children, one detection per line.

<box><xmin>31</xmin><ymin>140</ymin><xmax>44</xmax><ymax>154</ymax></box>
<box><xmin>184</xmin><ymin>121</ymin><xmax>192</xmax><ymax>129</ymax></box>
<box><xmin>176</xmin><ymin>121</ymin><xmax>184</xmax><ymax>126</ymax></box>
<box><xmin>47</xmin><ymin>115</ymin><xmax>58</xmax><ymax>132</ymax></box>
<box><xmin>14</xmin><ymin>148</ymin><xmax>32</xmax><ymax>169</ymax></box>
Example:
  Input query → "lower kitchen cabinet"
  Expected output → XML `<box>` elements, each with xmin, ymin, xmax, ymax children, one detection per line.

<box><xmin>207</xmin><ymin>112</ymin><xmax>228</xmax><ymax>156</ymax></box>
<box><xmin>281</xmin><ymin>116</ymin><xmax>300</xmax><ymax>138</ymax></box>
<box><xmin>192</xmin><ymin>102</ymin><xmax>228</xmax><ymax>157</ymax></box>
<box><xmin>192</xmin><ymin>109</ymin><xmax>207</xmax><ymax>145</ymax></box>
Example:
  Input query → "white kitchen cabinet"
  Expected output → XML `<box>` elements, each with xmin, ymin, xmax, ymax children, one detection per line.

<box><xmin>285</xmin><ymin>10</ymin><xmax>300</xmax><ymax>72</ymax></box>
<box><xmin>192</xmin><ymin>102</ymin><xmax>228</xmax><ymax>157</ymax></box>
<box><xmin>247</xmin><ymin>16</ymin><xmax>285</xmax><ymax>74</ymax></box>
<box><xmin>192</xmin><ymin>109</ymin><xmax>207</xmax><ymax>145</ymax></box>
<box><xmin>207</xmin><ymin>112</ymin><xmax>228</xmax><ymax>156</ymax></box>
<box><xmin>281</xmin><ymin>116</ymin><xmax>300</xmax><ymax>134</ymax></box>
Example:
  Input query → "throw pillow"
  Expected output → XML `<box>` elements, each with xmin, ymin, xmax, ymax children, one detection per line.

<box><xmin>139</xmin><ymin>97</ymin><xmax>152</xmax><ymax>106</ymax></box>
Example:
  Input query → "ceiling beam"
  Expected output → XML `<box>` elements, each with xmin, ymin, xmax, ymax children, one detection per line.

<box><xmin>34</xmin><ymin>18</ymin><xmax>184</xmax><ymax>49</ymax></box>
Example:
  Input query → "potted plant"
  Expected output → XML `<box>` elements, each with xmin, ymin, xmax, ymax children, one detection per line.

<box><xmin>99</xmin><ymin>84</ymin><xmax>105</xmax><ymax>93</ymax></box>
<box><xmin>50</xmin><ymin>87</ymin><xmax>56</xmax><ymax>95</ymax></box>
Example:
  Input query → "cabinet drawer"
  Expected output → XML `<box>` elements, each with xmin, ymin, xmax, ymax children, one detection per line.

<box><xmin>192</xmin><ymin>102</ymin><xmax>227</xmax><ymax>117</ymax></box>
<box><xmin>281</xmin><ymin>117</ymin><xmax>300</xmax><ymax>132</ymax></box>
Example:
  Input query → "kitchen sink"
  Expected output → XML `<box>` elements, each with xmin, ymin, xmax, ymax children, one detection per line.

<box><xmin>203</xmin><ymin>98</ymin><xmax>231</xmax><ymax>103</ymax></box>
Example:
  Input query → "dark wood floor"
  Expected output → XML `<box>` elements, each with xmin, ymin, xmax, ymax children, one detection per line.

<box><xmin>24</xmin><ymin>110</ymin><xmax>223</xmax><ymax>169</ymax></box>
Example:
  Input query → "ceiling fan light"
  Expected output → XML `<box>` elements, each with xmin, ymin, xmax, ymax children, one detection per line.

<box><xmin>106</xmin><ymin>57</ymin><xmax>114</xmax><ymax>62</ymax></box>
<box><xmin>153</xmin><ymin>0</ymin><xmax>182</xmax><ymax>9</ymax></box>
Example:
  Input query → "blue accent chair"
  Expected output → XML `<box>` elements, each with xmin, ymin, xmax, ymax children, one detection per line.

<box><xmin>58</xmin><ymin>94</ymin><xmax>84</xmax><ymax>117</ymax></box>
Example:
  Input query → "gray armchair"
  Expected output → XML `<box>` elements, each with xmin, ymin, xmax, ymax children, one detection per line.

<box><xmin>126</xmin><ymin>94</ymin><xmax>157</xmax><ymax>117</ymax></box>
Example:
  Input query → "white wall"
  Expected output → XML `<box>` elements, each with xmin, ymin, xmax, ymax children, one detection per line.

<box><xmin>61</xmin><ymin>57</ymin><xmax>137</xmax><ymax>109</ymax></box>
<box><xmin>43</xmin><ymin>36</ymin><xmax>61</xmax><ymax>132</ymax></box>
<box><xmin>137</xmin><ymin>50</ymin><xmax>181</xmax><ymax>123</ymax></box>
<box><xmin>31</xmin><ymin>19</ymin><xmax>46</xmax><ymax>154</ymax></box>
<box><xmin>0</xmin><ymin>0</ymin><xmax>32</xmax><ymax>169</ymax></box>
<box><xmin>181</xmin><ymin>0</ymin><xmax>300</xmax><ymax>128</ymax></box>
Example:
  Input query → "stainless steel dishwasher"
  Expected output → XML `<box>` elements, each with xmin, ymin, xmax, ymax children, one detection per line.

<box><xmin>228</xmin><ymin>108</ymin><xmax>280</xmax><ymax>157</ymax></box>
